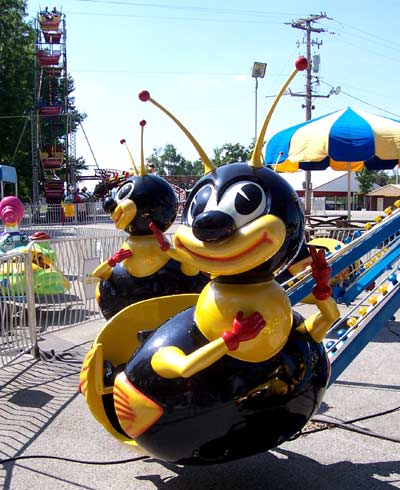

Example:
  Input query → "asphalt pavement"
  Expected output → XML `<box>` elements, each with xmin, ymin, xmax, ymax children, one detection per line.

<box><xmin>0</xmin><ymin>303</ymin><xmax>399</xmax><ymax>490</ymax></box>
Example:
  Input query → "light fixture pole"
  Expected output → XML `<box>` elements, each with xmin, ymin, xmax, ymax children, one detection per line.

<box><xmin>252</xmin><ymin>62</ymin><xmax>267</xmax><ymax>142</ymax></box>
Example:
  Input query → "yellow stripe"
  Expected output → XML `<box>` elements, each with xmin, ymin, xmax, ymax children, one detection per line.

<box><xmin>275</xmin><ymin>160</ymin><xmax>299</xmax><ymax>172</ymax></box>
<box><xmin>330</xmin><ymin>160</ymin><xmax>364</xmax><ymax>171</ymax></box>
<box><xmin>354</xmin><ymin>108</ymin><xmax>400</xmax><ymax>160</ymax></box>
<box><xmin>286</xmin><ymin>109</ymin><xmax>345</xmax><ymax>164</ymax></box>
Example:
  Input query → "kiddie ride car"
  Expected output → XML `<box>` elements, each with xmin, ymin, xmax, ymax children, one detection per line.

<box><xmin>79</xmin><ymin>57</ymin><xmax>341</xmax><ymax>465</ymax></box>
<box><xmin>0</xmin><ymin>196</ymin><xmax>70</xmax><ymax>295</ymax></box>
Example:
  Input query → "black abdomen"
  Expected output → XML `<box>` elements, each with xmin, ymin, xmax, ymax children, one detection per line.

<box><xmin>98</xmin><ymin>261</ymin><xmax>208</xmax><ymax>319</ymax></box>
<box><xmin>124</xmin><ymin>307</ymin><xmax>329</xmax><ymax>464</ymax></box>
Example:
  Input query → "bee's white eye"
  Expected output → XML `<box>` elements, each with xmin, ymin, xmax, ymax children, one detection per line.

<box><xmin>218</xmin><ymin>181</ymin><xmax>268</xmax><ymax>228</ymax></box>
<box><xmin>116</xmin><ymin>182</ymin><xmax>134</xmax><ymax>202</ymax></box>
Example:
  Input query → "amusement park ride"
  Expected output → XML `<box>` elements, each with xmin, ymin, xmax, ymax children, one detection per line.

<box><xmin>79</xmin><ymin>57</ymin><xmax>398</xmax><ymax>466</ymax></box>
<box><xmin>78</xmin><ymin>56</ymin><xmax>400</xmax><ymax>465</ymax></box>
<box><xmin>32</xmin><ymin>7</ymin><xmax>70</xmax><ymax>205</ymax></box>
<box><xmin>0</xmin><ymin>195</ymin><xmax>70</xmax><ymax>294</ymax></box>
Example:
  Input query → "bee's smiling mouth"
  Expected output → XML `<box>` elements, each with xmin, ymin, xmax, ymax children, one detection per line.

<box><xmin>173</xmin><ymin>214</ymin><xmax>286</xmax><ymax>275</ymax></box>
<box><xmin>176</xmin><ymin>232</ymin><xmax>272</xmax><ymax>262</ymax></box>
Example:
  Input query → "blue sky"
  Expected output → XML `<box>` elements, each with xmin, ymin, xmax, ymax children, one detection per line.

<box><xmin>27</xmin><ymin>0</ymin><xmax>400</xmax><ymax>188</ymax></box>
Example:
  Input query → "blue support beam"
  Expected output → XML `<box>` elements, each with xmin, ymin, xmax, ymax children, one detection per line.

<box><xmin>328</xmin><ymin>283</ymin><xmax>400</xmax><ymax>385</ymax></box>
<box><xmin>288</xmin><ymin>212</ymin><xmax>400</xmax><ymax>306</ymax></box>
<box><xmin>341</xmin><ymin>239</ymin><xmax>400</xmax><ymax>304</ymax></box>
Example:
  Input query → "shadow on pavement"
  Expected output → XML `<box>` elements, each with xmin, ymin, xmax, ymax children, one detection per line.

<box><xmin>136</xmin><ymin>449</ymin><xmax>399</xmax><ymax>490</ymax></box>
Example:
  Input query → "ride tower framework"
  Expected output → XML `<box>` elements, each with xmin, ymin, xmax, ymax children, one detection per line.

<box><xmin>32</xmin><ymin>7</ymin><xmax>75</xmax><ymax>205</ymax></box>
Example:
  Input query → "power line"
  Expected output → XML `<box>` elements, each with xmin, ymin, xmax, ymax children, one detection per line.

<box><xmin>333</xmin><ymin>19</ymin><xmax>400</xmax><ymax>52</ymax></box>
<box><xmin>317</xmin><ymin>79</ymin><xmax>400</xmax><ymax>118</ymax></box>
<box><xmin>340</xmin><ymin>91</ymin><xmax>400</xmax><ymax>117</ymax></box>
<box><xmin>331</xmin><ymin>33</ymin><xmax>400</xmax><ymax>66</ymax></box>
<box><xmin>335</xmin><ymin>91</ymin><xmax>400</xmax><ymax>118</ymax></box>
<box><xmin>56</xmin><ymin>10</ymin><xmax>285</xmax><ymax>24</ymax></box>
<box><xmin>74</xmin><ymin>1</ymin><xmax>299</xmax><ymax>18</ymax></box>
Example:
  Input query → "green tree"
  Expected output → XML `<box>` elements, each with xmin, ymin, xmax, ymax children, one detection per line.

<box><xmin>355</xmin><ymin>168</ymin><xmax>376</xmax><ymax>209</ymax></box>
<box><xmin>0</xmin><ymin>2</ymin><xmax>87</xmax><ymax>202</ymax></box>
<box><xmin>0</xmin><ymin>0</ymin><xmax>35</xmax><ymax>199</ymax></box>
<box><xmin>212</xmin><ymin>142</ymin><xmax>254</xmax><ymax>167</ymax></box>
<box><xmin>146</xmin><ymin>147</ymin><xmax>163</xmax><ymax>173</ymax></box>
<box><xmin>386</xmin><ymin>169</ymin><xmax>399</xmax><ymax>184</ymax></box>
<box><xmin>374</xmin><ymin>170</ymin><xmax>389</xmax><ymax>187</ymax></box>
<box><xmin>160</xmin><ymin>144</ymin><xmax>190</xmax><ymax>175</ymax></box>
<box><xmin>147</xmin><ymin>144</ymin><xmax>192</xmax><ymax>176</ymax></box>
<box><xmin>145</xmin><ymin>140</ymin><xmax>255</xmax><ymax>180</ymax></box>
<box><xmin>190</xmin><ymin>159</ymin><xmax>204</xmax><ymax>176</ymax></box>
<box><xmin>39</xmin><ymin>74</ymin><xmax>88</xmax><ymax>182</ymax></box>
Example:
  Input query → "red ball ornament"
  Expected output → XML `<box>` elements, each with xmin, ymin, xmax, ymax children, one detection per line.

<box><xmin>140</xmin><ymin>120</ymin><xmax>146</xmax><ymax>127</ymax></box>
<box><xmin>295</xmin><ymin>56</ymin><xmax>308</xmax><ymax>71</ymax></box>
<box><xmin>139</xmin><ymin>90</ymin><xmax>150</xmax><ymax>102</ymax></box>
<box><xmin>120</xmin><ymin>139</ymin><xmax>126</xmax><ymax>145</ymax></box>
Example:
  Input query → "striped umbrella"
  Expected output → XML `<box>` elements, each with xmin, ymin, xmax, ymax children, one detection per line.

<box><xmin>265</xmin><ymin>107</ymin><xmax>400</xmax><ymax>218</ymax></box>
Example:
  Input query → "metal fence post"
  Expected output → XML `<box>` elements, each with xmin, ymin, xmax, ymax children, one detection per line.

<box><xmin>24</xmin><ymin>249</ymin><xmax>39</xmax><ymax>358</ymax></box>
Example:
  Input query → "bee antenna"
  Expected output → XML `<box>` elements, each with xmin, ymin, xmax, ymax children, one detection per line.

<box><xmin>139</xmin><ymin>120</ymin><xmax>147</xmax><ymax>176</ymax></box>
<box><xmin>250</xmin><ymin>56</ymin><xmax>308</xmax><ymax>168</ymax></box>
<box><xmin>120</xmin><ymin>138</ymin><xmax>139</xmax><ymax>175</ymax></box>
<box><xmin>139</xmin><ymin>90</ymin><xmax>215</xmax><ymax>174</ymax></box>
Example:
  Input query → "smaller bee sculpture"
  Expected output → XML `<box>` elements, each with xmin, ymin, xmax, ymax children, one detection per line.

<box><xmin>92</xmin><ymin>120</ymin><xmax>208</xmax><ymax>319</ymax></box>
<box><xmin>80</xmin><ymin>57</ymin><xmax>340</xmax><ymax>465</ymax></box>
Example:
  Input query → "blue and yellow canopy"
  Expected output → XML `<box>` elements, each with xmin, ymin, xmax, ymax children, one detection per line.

<box><xmin>265</xmin><ymin>107</ymin><xmax>400</xmax><ymax>172</ymax></box>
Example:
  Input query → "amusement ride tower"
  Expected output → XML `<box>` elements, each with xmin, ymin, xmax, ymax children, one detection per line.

<box><xmin>31</xmin><ymin>7</ymin><xmax>76</xmax><ymax>205</ymax></box>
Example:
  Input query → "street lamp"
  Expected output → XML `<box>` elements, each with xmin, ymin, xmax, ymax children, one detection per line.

<box><xmin>252</xmin><ymin>62</ymin><xmax>267</xmax><ymax>141</ymax></box>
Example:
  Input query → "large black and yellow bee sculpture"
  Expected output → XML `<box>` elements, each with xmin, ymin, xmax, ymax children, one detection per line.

<box><xmin>92</xmin><ymin>120</ymin><xmax>208</xmax><ymax>319</ymax></box>
<box><xmin>80</xmin><ymin>57</ymin><xmax>340</xmax><ymax>465</ymax></box>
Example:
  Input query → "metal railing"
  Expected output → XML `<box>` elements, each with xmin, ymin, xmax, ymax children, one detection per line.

<box><xmin>0</xmin><ymin>252</ymin><xmax>36</xmax><ymax>366</ymax></box>
<box><xmin>0</xmin><ymin>228</ymin><xmax>123</xmax><ymax>367</ymax></box>
<box><xmin>305</xmin><ymin>227</ymin><xmax>360</xmax><ymax>242</ymax></box>
<box><xmin>21</xmin><ymin>202</ymin><xmax>112</xmax><ymax>227</ymax></box>
<box><xmin>20</xmin><ymin>197</ymin><xmax>187</xmax><ymax>228</ymax></box>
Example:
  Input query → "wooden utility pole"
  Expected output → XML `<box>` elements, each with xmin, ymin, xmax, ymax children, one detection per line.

<box><xmin>288</xmin><ymin>13</ymin><xmax>331</xmax><ymax>218</ymax></box>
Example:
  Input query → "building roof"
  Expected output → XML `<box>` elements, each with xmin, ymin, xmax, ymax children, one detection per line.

<box><xmin>313</xmin><ymin>172</ymin><xmax>379</xmax><ymax>193</ymax></box>
<box><xmin>276</xmin><ymin>168</ymin><xmax>381</xmax><ymax>194</ymax></box>
<box><xmin>0</xmin><ymin>165</ymin><xmax>17</xmax><ymax>184</ymax></box>
<box><xmin>279</xmin><ymin>168</ymin><xmax>349</xmax><ymax>192</ymax></box>
<box><xmin>367</xmin><ymin>184</ymin><xmax>400</xmax><ymax>197</ymax></box>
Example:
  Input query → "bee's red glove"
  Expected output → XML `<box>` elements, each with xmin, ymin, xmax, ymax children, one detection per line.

<box><xmin>309</xmin><ymin>246</ymin><xmax>332</xmax><ymax>301</ymax></box>
<box><xmin>107</xmin><ymin>248</ymin><xmax>132</xmax><ymax>267</ymax></box>
<box><xmin>222</xmin><ymin>311</ymin><xmax>266</xmax><ymax>351</ymax></box>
